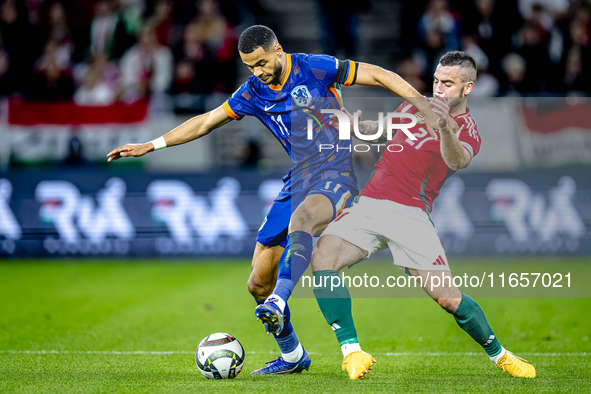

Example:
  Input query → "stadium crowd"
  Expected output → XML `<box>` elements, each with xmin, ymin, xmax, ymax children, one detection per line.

<box><xmin>0</xmin><ymin>0</ymin><xmax>256</xmax><ymax>110</ymax></box>
<box><xmin>400</xmin><ymin>0</ymin><xmax>591</xmax><ymax>96</ymax></box>
<box><xmin>0</xmin><ymin>0</ymin><xmax>590</xmax><ymax>110</ymax></box>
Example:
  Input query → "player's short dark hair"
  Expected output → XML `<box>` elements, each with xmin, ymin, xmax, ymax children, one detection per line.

<box><xmin>439</xmin><ymin>51</ymin><xmax>477</xmax><ymax>82</ymax></box>
<box><xmin>238</xmin><ymin>25</ymin><xmax>277</xmax><ymax>54</ymax></box>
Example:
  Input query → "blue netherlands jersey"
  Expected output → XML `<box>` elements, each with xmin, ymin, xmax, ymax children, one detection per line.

<box><xmin>222</xmin><ymin>53</ymin><xmax>359</xmax><ymax>192</ymax></box>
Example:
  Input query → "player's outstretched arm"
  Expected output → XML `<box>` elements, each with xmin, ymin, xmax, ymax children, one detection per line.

<box><xmin>354</xmin><ymin>63</ymin><xmax>439</xmax><ymax>139</ymax></box>
<box><xmin>107</xmin><ymin>105</ymin><xmax>232</xmax><ymax>162</ymax></box>
<box><xmin>430</xmin><ymin>97</ymin><xmax>470</xmax><ymax>171</ymax></box>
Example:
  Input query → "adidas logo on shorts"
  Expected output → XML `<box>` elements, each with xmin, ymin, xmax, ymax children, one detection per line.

<box><xmin>432</xmin><ymin>256</ymin><xmax>446</xmax><ymax>266</ymax></box>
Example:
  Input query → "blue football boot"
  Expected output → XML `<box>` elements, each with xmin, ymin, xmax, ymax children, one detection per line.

<box><xmin>250</xmin><ymin>348</ymin><xmax>311</xmax><ymax>375</ymax></box>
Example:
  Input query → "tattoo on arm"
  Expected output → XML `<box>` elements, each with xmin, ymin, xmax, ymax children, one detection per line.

<box><xmin>356</xmin><ymin>119</ymin><xmax>389</xmax><ymax>144</ymax></box>
<box><xmin>358</xmin><ymin>121</ymin><xmax>377</xmax><ymax>135</ymax></box>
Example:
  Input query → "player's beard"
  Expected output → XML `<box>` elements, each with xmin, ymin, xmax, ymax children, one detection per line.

<box><xmin>269</xmin><ymin>59</ymin><xmax>283</xmax><ymax>85</ymax></box>
<box><xmin>446</xmin><ymin>83</ymin><xmax>470</xmax><ymax>114</ymax></box>
<box><xmin>447</xmin><ymin>96</ymin><xmax>464</xmax><ymax>114</ymax></box>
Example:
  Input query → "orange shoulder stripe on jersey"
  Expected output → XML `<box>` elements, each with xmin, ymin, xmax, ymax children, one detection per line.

<box><xmin>330</xmin><ymin>85</ymin><xmax>343</xmax><ymax>108</ymax></box>
<box><xmin>222</xmin><ymin>101</ymin><xmax>241</xmax><ymax>120</ymax></box>
<box><xmin>344</xmin><ymin>60</ymin><xmax>356</xmax><ymax>86</ymax></box>
<box><xmin>269</xmin><ymin>54</ymin><xmax>292</xmax><ymax>91</ymax></box>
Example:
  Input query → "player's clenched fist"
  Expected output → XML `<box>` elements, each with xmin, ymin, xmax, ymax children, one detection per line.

<box><xmin>424</xmin><ymin>115</ymin><xmax>440</xmax><ymax>140</ymax></box>
<box><xmin>107</xmin><ymin>143</ymin><xmax>153</xmax><ymax>162</ymax></box>
<box><xmin>429</xmin><ymin>97</ymin><xmax>457</xmax><ymax>132</ymax></box>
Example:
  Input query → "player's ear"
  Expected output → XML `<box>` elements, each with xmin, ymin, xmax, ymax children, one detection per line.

<box><xmin>274</xmin><ymin>43</ymin><xmax>282</xmax><ymax>58</ymax></box>
<box><xmin>463</xmin><ymin>81</ymin><xmax>474</xmax><ymax>96</ymax></box>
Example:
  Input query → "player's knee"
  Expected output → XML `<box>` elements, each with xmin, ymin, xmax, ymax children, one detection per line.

<box><xmin>289</xmin><ymin>209</ymin><xmax>314</xmax><ymax>232</ymax></box>
<box><xmin>247</xmin><ymin>275</ymin><xmax>273</xmax><ymax>300</ymax></box>
<box><xmin>311</xmin><ymin>236</ymin><xmax>340</xmax><ymax>271</ymax></box>
<box><xmin>311</xmin><ymin>248</ymin><xmax>332</xmax><ymax>271</ymax></box>
<box><xmin>435</xmin><ymin>297</ymin><xmax>461</xmax><ymax>313</ymax></box>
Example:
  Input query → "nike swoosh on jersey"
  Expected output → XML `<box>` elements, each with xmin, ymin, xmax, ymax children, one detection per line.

<box><xmin>264</xmin><ymin>104</ymin><xmax>277</xmax><ymax>111</ymax></box>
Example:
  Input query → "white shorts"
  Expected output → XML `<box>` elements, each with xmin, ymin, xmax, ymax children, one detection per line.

<box><xmin>323</xmin><ymin>196</ymin><xmax>450</xmax><ymax>271</ymax></box>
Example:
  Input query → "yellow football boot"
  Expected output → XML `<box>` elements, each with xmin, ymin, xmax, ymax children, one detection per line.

<box><xmin>342</xmin><ymin>351</ymin><xmax>376</xmax><ymax>379</ymax></box>
<box><xmin>496</xmin><ymin>350</ymin><xmax>537</xmax><ymax>378</ymax></box>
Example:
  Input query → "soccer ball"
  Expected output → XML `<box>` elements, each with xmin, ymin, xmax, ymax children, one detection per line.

<box><xmin>195</xmin><ymin>333</ymin><xmax>245</xmax><ymax>379</ymax></box>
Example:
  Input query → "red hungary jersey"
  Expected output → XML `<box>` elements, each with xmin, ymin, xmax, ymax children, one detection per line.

<box><xmin>360</xmin><ymin>102</ymin><xmax>481</xmax><ymax>213</ymax></box>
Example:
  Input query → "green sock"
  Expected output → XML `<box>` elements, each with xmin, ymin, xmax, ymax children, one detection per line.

<box><xmin>452</xmin><ymin>293</ymin><xmax>503</xmax><ymax>357</ymax></box>
<box><xmin>313</xmin><ymin>270</ymin><xmax>358</xmax><ymax>345</ymax></box>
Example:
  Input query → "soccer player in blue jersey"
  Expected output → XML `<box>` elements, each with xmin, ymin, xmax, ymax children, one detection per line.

<box><xmin>107</xmin><ymin>25</ymin><xmax>439</xmax><ymax>375</ymax></box>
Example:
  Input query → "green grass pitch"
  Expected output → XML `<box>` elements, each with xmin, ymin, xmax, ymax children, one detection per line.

<box><xmin>1</xmin><ymin>259</ymin><xmax>590</xmax><ymax>393</ymax></box>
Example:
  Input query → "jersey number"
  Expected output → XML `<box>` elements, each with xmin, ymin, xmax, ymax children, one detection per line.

<box><xmin>322</xmin><ymin>182</ymin><xmax>342</xmax><ymax>193</ymax></box>
<box><xmin>271</xmin><ymin>115</ymin><xmax>290</xmax><ymax>138</ymax></box>
<box><xmin>405</xmin><ymin>127</ymin><xmax>433</xmax><ymax>150</ymax></box>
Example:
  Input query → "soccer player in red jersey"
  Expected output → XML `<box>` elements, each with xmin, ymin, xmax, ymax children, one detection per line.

<box><xmin>312</xmin><ymin>51</ymin><xmax>537</xmax><ymax>380</ymax></box>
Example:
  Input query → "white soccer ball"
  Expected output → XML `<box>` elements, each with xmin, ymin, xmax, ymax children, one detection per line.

<box><xmin>196</xmin><ymin>333</ymin><xmax>245</xmax><ymax>379</ymax></box>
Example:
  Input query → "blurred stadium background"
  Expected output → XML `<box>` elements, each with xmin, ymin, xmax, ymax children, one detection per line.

<box><xmin>0</xmin><ymin>0</ymin><xmax>589</xmax><ymax>259</ymax></box>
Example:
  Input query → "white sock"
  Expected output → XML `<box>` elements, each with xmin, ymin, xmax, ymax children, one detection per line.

<box><xmin>341</xmin><ymin>342</ymin><xmax>362</xmax><ymax>357</ymax></box>
<box><xmin>489</xmin><ymin>347</ymin><xmax>506</xmax><ymax>365</ymax></box>
<box><xmin>282</xmin><ymin>343</ymin><xmax>303</xmax><ymax>363</ymax></box>
<box><xmin>265</xmin><ymin>293</ymin><xmax>286</xmax><ymax>313</ymax></box>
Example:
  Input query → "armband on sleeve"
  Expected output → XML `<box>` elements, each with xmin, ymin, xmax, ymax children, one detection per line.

<box><xmin>335</xmin><ymin>60</ymin><xmax>358</xmax><ymax>86</ymax></box>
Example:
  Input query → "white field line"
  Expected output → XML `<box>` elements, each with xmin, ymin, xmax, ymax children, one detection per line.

<box><xmin>0</xmin><ymin>350</ymin><xmax>589</xmax><ymax>357</ymax></box>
